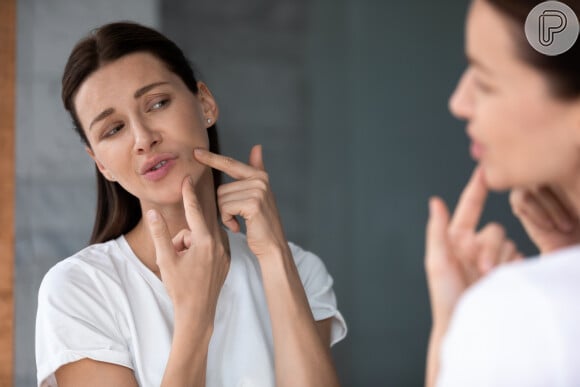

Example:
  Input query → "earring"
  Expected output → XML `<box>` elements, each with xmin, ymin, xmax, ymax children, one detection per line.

<box><xmin>207</xmin><ymin>118</ymin><xmax>212</xmax><ymax>124</ymax></box>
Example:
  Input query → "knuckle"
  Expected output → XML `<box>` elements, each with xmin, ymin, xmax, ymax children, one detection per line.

<box><xmin>248</xmin><ymin>197</ymin><xmax>261</xmax><ymax>213</ymax></box>
<box><xmin>255</xmin><ymin>178</ymin><xmax>269</xmax><ymax>191</ymax></box>
<box><xmin>251</xmin><ymin>188</ymin><xmax>267</xmax><ymax>201</ymax></box>
<box><xmin>256</xmin><ymin>170</ymin><xmax>269</xmax><ymax>183</ymax></box>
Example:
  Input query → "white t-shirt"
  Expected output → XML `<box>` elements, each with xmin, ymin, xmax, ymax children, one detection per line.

<box><xmin>437</xmin><ymin>244</ymin><xmax>580</xmax><ymax>387</ymax></box>
<box><xmin>36</xmin><ymin>230</ymin><xmax>347</xmax><ymax>387</ymax></box>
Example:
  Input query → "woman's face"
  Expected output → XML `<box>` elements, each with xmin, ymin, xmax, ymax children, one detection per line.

<box><xmin>450</xmin><ymin>0</ymin><xmax>580</xmax><ymax>190</ymax></box>
<box><xmin>74</xmin><ymin>52</ymin><xmax>218</xmax><ymax>206</ymax></box>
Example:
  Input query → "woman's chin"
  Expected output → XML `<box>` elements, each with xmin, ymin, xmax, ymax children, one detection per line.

<box><xmin>480</xmin><ymin>165</ymin><xmax>515</xmax><ymax>192</ymax></box>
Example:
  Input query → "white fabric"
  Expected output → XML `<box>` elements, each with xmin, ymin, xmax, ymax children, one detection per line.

<box><xmin>437</xmin><ymin>244</ymin><xmax>580</xmax><ymax>387</ymax></box>
<box><xmin>36</xmin><ymin>230</ymin><xmax>347</xmax><ymax>387</ymax></box>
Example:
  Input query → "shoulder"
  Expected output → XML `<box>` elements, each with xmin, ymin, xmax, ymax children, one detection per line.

<box><xmin>439</xmin><ymin>248</ymin><xmax>580</xmax><ymax>386</ymax></box>
<box><xmin>458</xmin><ymin>245</ymin><xmax>580</xmax><ymax>317</ymax></box>
<box><xmin>38</xmin><ymin>239</ymin><xmax>126</xmax><ymax>302</ymax></box>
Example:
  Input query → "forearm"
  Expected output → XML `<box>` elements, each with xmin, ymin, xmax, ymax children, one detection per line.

<box><xmin>259</xmin><ymin>247</ymin><xmax>340</xmax><ymax>387</ymax></box>
<box><xmin>161</xmin><ymin>316</ymin><xmax>213</xmax><ymax>387</ymax></box>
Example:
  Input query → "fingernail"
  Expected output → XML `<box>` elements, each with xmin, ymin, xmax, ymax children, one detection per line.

<box><xmin>193</xmin><ymin>148</ymin><xmax>204</xmax><ymax>156</ymax></box>
<box><xmin>147</xmin><ymin>209</ymin><xmax>158</xmax><ymax>222</ymax></box>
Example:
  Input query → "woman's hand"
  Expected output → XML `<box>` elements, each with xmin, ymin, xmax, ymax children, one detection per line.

<box><xmin>146</xmin><ymin>178</ymin><xmax>231</xmax><ymax>385</ymax></box>
<box><xmin>425</xmin><ymin>166</ymin><xmax>523</xmax><ymax>328</ymax></box>
<box><xmin>196</xmin><ymin>145</ymin><xmax>340</xmax><ymax>387</ymax></box>
<box><xmin>510</xmin><ymin>186</ymin><xmax>580</xmax><ymax>254</ymax></box>
<box><xmin>193</xmin><ymin>145</ymin><xmax>289</xmax><ymax>259</ymax></box>
<box><xmin>146</xmin><ymin>177</ymin><xmax>230</xmax><ymax>325</ymax></box>
<box><xmin>425</xmin><ymin>166</ymin><xmax>523</xmax><ymax>387</ymax></box>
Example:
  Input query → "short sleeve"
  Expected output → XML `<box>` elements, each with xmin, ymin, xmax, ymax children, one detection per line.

<box><xmin>35</xmin><ymin>260</ymin><xmax>132</xmax><ymax>387</ymax></box>
<box><xmin>437</xmin><ymin>268</ymin><xmax>562</xmax><ymax>387</ymax></box>
<box><xmin>288</xmin><ymin>242</ymin><xmax>347</xmax><ymax>346</ymax></box>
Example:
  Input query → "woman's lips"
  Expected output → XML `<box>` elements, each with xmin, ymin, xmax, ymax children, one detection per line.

<box><xmin>143</xmin><ymin>158</ymin><xmax>177</xmax><ymax>181</ymax></box>
<box><xmin>470</xmin><ymin>141</ymin><xmax>485</xmax><ymax>160</ymax></box>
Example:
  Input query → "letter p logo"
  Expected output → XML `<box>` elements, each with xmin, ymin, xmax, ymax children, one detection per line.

<box><xmin>525</xmin><ymin>1</ymin><xmax>579</xmax><ymax>55</ymax></box>
<box><xmin>539</xmin><ymin>10</ymin><xmax>568</xmax><ymax>46</ymax></box>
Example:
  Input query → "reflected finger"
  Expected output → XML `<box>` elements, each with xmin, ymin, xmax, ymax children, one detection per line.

<box><xmin>536</xmin><ymin>186</ymin><xmax>575</xmax><ymax>232</ymax></box>
<box><xmin>450</xmin><ymin>166</ymin><xmax>489</xmax><ymax>234</ymax></box>
<box><xmin>511</xmin><ymin>189</ymin><xmax>555</xmax><ymax>231</ymax></box>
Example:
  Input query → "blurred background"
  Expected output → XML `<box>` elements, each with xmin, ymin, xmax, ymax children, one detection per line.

<box><xmin>15</xmin><ymin>0</ymin><xmax>537</xmax><ymax>385</ymax></box>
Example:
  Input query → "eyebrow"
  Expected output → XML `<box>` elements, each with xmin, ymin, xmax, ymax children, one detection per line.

<box><xmin>134</xmin><ymin>81</ymin><xmax>169</xmax><ymax>99</ymax></box>
<box><xmin>88</xmin><ymin>82</ymin><xmax>170</xmax><ymax>130</ymax></box>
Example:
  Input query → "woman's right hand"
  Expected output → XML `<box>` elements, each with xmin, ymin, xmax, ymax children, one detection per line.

<box><xmin>510</xmin><ymin>186</ymin><xmax>580</xmax><ymax>254</ymax></box>
<box><xmin>145</xmin><ymin>176</ymin><xmax>230</xmax><ymax>327</ymax></box>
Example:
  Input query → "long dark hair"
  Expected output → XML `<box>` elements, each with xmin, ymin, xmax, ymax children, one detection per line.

<box><xmin>485</xmin><ymin>0</ymin><xmax>580</xmax><ymax>99</ymax></box>
<box><xmin>62</xmin><ymin>21</ymin><xmax>221</xmax><ymax>244</ymax></box>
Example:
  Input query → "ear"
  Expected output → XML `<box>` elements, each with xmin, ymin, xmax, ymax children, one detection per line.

<box><xmin>197</xmin><ymin>81</ymin><xmax>219</xmax><ymax>127</ymax></box>
<box><xmin>85</xmin><ymin>146</ymin><xmax>116</xmax><ymax>182</ymax></box>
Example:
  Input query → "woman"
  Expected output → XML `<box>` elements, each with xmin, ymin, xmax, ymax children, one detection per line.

<box><xmin>425</xmin><ymin>0</ymin><xmax>580</xmax><ymax>386</ymax></box>
<box><xmin>35</xmin><ymin>22</ymin><xmax>346</xmax><ymax>387</ymax></box>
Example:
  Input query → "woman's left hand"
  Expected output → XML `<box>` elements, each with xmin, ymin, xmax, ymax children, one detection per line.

<box><xmin>193</xmin><ymin>145</ymin><xmax>289</xmax><ymax>259</ymax></box>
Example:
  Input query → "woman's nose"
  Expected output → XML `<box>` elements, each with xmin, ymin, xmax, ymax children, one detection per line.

<box><xmin>132</xmin><ymin>120</ymin><xmax>161</xmax><ymax>153</ymax></box>
<box><xmin>449</xmin><ymin>69</ymin><xmax>475</xmax><ymax>121</ymax></box>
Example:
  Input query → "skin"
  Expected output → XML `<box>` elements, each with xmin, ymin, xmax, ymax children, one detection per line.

<box><xmin>55</xmin><ymin>52</ymin><xmax>339</xmax><ymax>386</ymax></box>
<box><xmin>424</xmin><ymin>0</ymin><xmax>580</xmax><ymax>386</ymax></box>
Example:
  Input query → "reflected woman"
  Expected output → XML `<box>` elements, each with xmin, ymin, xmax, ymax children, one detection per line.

<box><xmin>425</xmin><ymin>0</ymin><xmax>580</xmax><ymax>386</ymax></box>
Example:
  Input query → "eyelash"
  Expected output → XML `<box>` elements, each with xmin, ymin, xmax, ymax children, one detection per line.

<box><xmin>148</xmin><ymin>98</ymin><xmax>170</xmax><ymax>111</ymax></box>
<box><xmin>103</xmin><ymin>124</ymin><xmax>123</xmax><ymax>139</ymax></box>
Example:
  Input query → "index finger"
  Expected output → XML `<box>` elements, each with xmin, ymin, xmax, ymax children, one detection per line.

<box><xmin>193</xmin><ymin>148</ymin><xmax>259</xmax><ymax>180</ymax></box>
<box><xmin>145</xmin><ymin>209</ymin><xmax>176</xmax><ymax>264</ymax></box>
<box><xmin>449</xmin><ymin>166</ymin><xmax>489</xmax><ymax>233</ymax></box>
<box><xmin>182</xmin><ymin>176</ymin><xmax>211</xmax><ymax>237</ymax></box>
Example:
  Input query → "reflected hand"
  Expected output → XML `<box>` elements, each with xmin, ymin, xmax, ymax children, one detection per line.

<box><xmin>425</xmin><ymin>166</ymin><xmax>523</xmax><ymax>328</ymax></box>
<box><xmin>510</xmin><ymin>186</ymin><xmax>580</xmax><ymax>254</ymax></box>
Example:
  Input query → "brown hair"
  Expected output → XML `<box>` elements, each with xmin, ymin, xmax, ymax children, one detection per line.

<box><xmin>62</xmin><ymin>21</ymin><xmax>221</xmax><ymax>244</ymax></box>
<box><xmin>485</xmin><ymin>0</ymin><xmax>580</xmax><ymax>99</ymax></box>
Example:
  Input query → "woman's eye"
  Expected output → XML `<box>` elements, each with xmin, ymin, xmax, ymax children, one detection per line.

<box><xmin>474</xmin><ymin>77</ymin><xmax>494</xmax><ymax>94</ymax></box>
<box><xmin>149</xmin><ymin>98</ymin><xmax>169</xmax><ymax>111</ymax></box>
<box><xmin>103</xmin><ymin>124</ymin><xmax>123</xmax><ymax>138</ymax></box>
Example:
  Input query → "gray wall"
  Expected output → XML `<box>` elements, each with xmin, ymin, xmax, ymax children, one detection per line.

<box><xmin>16</xmin><ymin>1</ymin><xmax>537</xmax><ymax>386</ymax></box>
